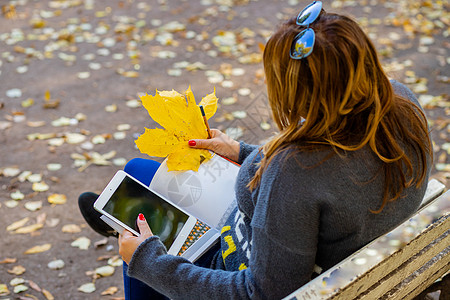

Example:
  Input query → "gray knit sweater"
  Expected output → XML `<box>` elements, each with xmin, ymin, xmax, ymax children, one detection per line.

<box><xmin>127</xmin><ymin>81</ymin><xmax>430</xmax><ymax>299</ymax></box>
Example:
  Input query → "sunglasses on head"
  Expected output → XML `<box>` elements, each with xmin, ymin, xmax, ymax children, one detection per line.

<box><xmin>290</xmin><ymin>1</ymin><xmax>322</xmax><ymax>60</ymax></box>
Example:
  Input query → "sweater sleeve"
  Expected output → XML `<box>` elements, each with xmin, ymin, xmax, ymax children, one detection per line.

<box><xmin>238</xmin><ymin>142</ymin><xmax>259</xmax><ymax>165</ymax></box>
<box><xmin>127</xmin><ymin>237</ymin><xmax>258</xmax><ymax>299</ymax></box>
<box><xmin>127</xmin><ymin>152</ymin><xmax>320</xmax><ymax>299</ymax></box>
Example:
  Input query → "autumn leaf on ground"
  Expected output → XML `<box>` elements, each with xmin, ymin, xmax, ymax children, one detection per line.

<box><xmin>7</xmin><ymin>265</ymin><xmax>26</xmax><ymax>275</ymax></box>
<box><xmin>24</xmin><ymin>244</ymin><xmax>52</xmax><ymax>254</ymax></box>
<box><xmin>135</xmin><ymin>86</ymin><xmax>218</xmax><ymax>171</ymax></box>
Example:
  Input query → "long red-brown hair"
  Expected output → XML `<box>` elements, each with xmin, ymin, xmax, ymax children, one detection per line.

<box><xmin>249</xmin><ymin>11</ymin><xmax>432</xmax><ymax>213</ymax></box>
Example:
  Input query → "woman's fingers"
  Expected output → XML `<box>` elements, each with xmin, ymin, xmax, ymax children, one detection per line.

<box><xmin>136</xmin><ymin>213</ymin><xmax>153</xmax><ymax>238</ymax></box>
<box><xmin>188</xmin><ymin>129</ymin><xmax>240</xmax><ymax>162</ymax></box>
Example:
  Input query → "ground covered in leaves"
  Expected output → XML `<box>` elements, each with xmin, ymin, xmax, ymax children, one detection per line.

<box><xmin>0</xmin><ymin>0</ymin><xmax>448</xmax><ymax>299</ymax></box>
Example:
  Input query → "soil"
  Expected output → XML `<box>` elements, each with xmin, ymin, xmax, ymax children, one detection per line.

<box><xmin>0</xmin><ymin>0</ymin><xmax>448</xmax><ymax>299</ymax></box>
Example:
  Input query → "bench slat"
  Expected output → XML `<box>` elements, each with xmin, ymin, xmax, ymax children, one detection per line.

<box><xmin>284</xmin><ymin>181</ymin><xmax>448</xmax><ymax>300</ymax></box>
<box><xmin>386</xmin><ymin>247</ymin><xmax>450</xmax><ymax>300</ymax></box>
<box><xmin>359</xmin><ymin>225</ymin><xmax>449</xmax><ymax>299</ymax></box>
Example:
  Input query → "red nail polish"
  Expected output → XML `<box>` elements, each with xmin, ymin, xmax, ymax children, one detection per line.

<box><xmin>138</xmin><ymin>213</ymin><xmax>145</xmax><ymax>221</ymax></box>
<box><xmin>188</xmin><ymin>140</ymin><xmax>196</xmax><ymax>146</ymax></box>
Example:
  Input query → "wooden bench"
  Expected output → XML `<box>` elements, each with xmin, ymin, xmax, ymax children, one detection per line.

<box><xmin>284</xmin><ymin>179</ymin><xmax>449</xmax><ymax>300</ymax></box>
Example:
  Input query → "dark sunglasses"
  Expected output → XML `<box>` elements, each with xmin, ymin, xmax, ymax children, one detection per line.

<box><xmin>290</xmin><ymin>1</ymin><xmax>323</xmax><ymax>60</ymax></box>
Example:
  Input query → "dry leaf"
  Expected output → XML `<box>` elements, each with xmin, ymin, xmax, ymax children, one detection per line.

<box><xmin>28</xmin><ymin>280</ymin><xmax>41</xmax><ymax>292</ymax></box>
<box><xmin>47</xmin><ymin>260</ymin><xmax>65</xmax><ymax>270</ymax></box>
<box><xmin>7</xmin><ymin>217</ymin><xmax>30</xmax><ymax>231</ymax></box>
<box><xmin>32</xmin><ymin>182</ymin><xmax>49</xmax><ymax>192</ymax></box>
<box><xmin>0</xmin><ymin>258</ymin><xmax>17</xmax><ymax>264</ymax></box>
<box><xmin>24</xmin><ymin>201</ymin><xmax>43</xmax><ymax>212</ymax></box>
<box><xmin>95</xmin><ymin>265</ymin><xmax>115</xmax><ymax>277</ymax></box>
<box><xmin>108</xmin><ymin>255</ymin><xmax>123</xmax><ymax>267</ymax></box>
<box><xmin>101</xmin><ymin>286</ymin><xmax>119</xmax><ymax>295</ymax></box>
<box><xmin>14</xmin><ymin>223</ymin><xmax>43</xmax><ymax>234</ymax></box>
<box><xmin>0</xmin><ymin>283</ymin><xmax>9</xmax><ymax>296</ymax></box>
<box><xmin>10</xmin><ymin>190</ymin><xmax>24</xmax><ymax>200</ymax></box>
<box><xmin>13</xmin><ymin>284</ymin><xmax>28</xmax><ymax>293</ymax></box>
<box><xmin>71</xmin><ymin>237</ymin><xmax>91</xmax><ymax>250</ymax></box>
<box><xmin>94</xmin><ymin>238</ymin><xmax>108</xmax><ymax>248</ymax></box>
<box><xmin>62</xmin><ymin>224</ymin><xmax>81</xmax><ymax>233</ymax></box>
<box><xmin>10</xmin><ymin>278</ymin><xmax>25</xmax><ymax>286</ymax></box>
<box><xmin>42</xmin><ymin>289</ymin><xmax>54</xmax><ymax>300</ymax></box>
<box><xmin>24</xmin><ymin>244</ymin><xmax>52</xmax><ymax>254</ymax></box>
<box><xmin>47</xmin><ymin>194</ymin><xmax>67</xmax><ymax>205</ymax></box>
<box><xmin>7</xmin><ymin>265</ymin><xmax>26</xmax><ymax>275</ymax></box>
<box><xmin>78</xmin><ymin>283</ymin><xmax>96</xmax><ymax>293</ymax></box>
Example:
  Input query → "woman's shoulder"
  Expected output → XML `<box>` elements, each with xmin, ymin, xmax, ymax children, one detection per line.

<box><xmin>390</xmin><ymin>79</ymin><xmax>422</xmax><ymax>108</ymax></box>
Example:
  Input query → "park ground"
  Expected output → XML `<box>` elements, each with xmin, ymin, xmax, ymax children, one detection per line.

<box><xmin>0</xmin><ymin>0</ymin><xmax>448</xmax><ymax>299</ymax></box>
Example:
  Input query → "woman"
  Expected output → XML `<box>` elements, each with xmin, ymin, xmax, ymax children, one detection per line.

<box><xmin>80</xmin><ymin>2</ymin><xmax>432</xmax><ymax>299</ymax></box>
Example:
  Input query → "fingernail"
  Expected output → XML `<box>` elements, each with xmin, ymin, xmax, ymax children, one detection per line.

<box><xmin>188</xmin><ymin>140</ymin><xmax>196</xmax><ymax>146</ymax></box>
<box><xmin>138</xmin><ymin>213</ymin><xmax>145</xmax><ymax>221</ymax></box>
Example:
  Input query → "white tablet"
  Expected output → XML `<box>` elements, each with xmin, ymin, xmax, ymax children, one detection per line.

<box><xmin>93</xmin><ymin>170</ymin><xmax>197</xmax><ymax>256</ymax></box>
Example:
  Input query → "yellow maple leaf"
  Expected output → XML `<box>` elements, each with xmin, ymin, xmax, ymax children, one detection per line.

<box><xmin>135</xmin><ymin>86</ymin><xmax>218</xmax><ymax>171</ymax></box>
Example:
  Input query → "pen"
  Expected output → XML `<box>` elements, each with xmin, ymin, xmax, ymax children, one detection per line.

<box><xmin>199</xmin><ymin>105</ymin><xmax>212</xmax><ymax>139</ymax></box>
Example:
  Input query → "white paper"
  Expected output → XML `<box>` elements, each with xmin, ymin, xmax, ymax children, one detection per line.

<box><xmin>149</xmin><ymin>153</ymin><xmax>240</xmax><ymax>229</ymax></box>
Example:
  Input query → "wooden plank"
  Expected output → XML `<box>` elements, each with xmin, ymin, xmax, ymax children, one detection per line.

<box><xmin>359</xmin><ymin>229</ymin><xmax>449</xmax><ymax>299</ymax></box>
<box><xmin>331</xmin><ymin>203</ymin><xmax>450</xmax><ymax>299</ymax></box>
<box><xmin>284</xmin><ymin>190</ymin><xmax>450</xmax><ymax>300</ymax></box>
<box><xmin>387</xmin><ymin>247</ymin><xmax>450</xmax><ymax>300</ymax></box>
<box><xmin>333</xmin><ymin>215</ymin><xmax>449</xmax><ymax>299</ymax></box>
<box><xmin>402</xmin><ymin>256</ymin><xmax>450</xmax><ymax>300</ymax></box>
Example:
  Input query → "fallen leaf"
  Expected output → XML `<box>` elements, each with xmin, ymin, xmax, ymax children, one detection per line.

<box><xmin>0</xmin><ymin>258</ymin><xmax>17</xmax><ymax>264</ymax></box>
<box><xmin>47</xmin><ymin>259</ymin><xmax>65</xmax><ymax>270</ymax></box>
<box><xmin>24</xmin><ymin>244</ymin><xmax>52</xmax><ymax>254</ymax></box>
<box><xmin>13</xmin><ymin>284</ymin><xmax>28</xmax><ymax>293</ymax></box>
<box><xmin>0</xmin><ymin>284</ymin><xmax>9</xmax><ymax>296</ymax></box>
<box><xmin>101</xmin><ymin>286</ymin><xmax>119</xmax><ymax>295</ymax></box>
<box><xmin>10</xmin><ymin>278</ymin><xmax>25</xmax><ymax>286</ymax></box>
<box><xmin>48</xmin><ymin>194</ymin><xmax>67</xmax><ymax>205</ymax></box>
<box><xmin>47</xmin><ymin>163</ymin><xmax>62</xmax><ymax>171</ymax></box>
<box><xmin>10</xmin><ymin>190</ymin><xmax>24</xmax><ymax>200</ymax></box>
<box><xmin>24</xmin><ymin>201</ymin><xmax>43</xmax><ymax>212</ymax></box>
<box><xmin>94</xmin><ymin>238</ymin><xmax>108</xmax><ymax>248</ymax></box>
<box><xmin>42</xmin><ymin>289</ymin><xmax>54</xmax><ymax>300</ymax></box>
<box><xmin>108</xmin><ymin>255</ymin><xmax>123</xmax><ymax>267</ymax></box>
<box><xmin>5</xmin><ymin>200</ymin><xmax>19</xmax><ymax>208</ymax></box>
<box><xmin>71</xmin><ymin>237</ymin><xmax>91</xmax><ymax>250</ymax></box>
<box><xmin>31</xmin><ymin>182</ymin><xmax>49</xmax><ymax>192</ymax></box>
<box><xmin>78</xmin><ymin>283</ymin><xmax>96</xmax><ymax>294</ymax></box>
<box><xmin>7</xmin><ymin>265</ymin><xmax>26</xmax><ymax>275</ymax></box>
<box><xmin>2</xmin><ymin>167</ymin><xmax>21</xmax><ymax>177</ymax></box>
<box><xmin>28</xmin><ymin>280</ymin><xmax>41</xmax><ymax>292</ymax></box>
<box><xmin>27</xmin><ymin>173</ymin><xmax>42</xmax><ymax>183</ymax></box>
<box><xmin>95</xmin><ymin>265</ymin><xmax>115</xmax><ymax>277</ymax></box>
<box><xmin>14</xmin><ymin>223</ymin><xmax>43</xmax><ymax>234</ymax></box>
<box><xmin>7</xmin><ymin>217</ymin><xmax>30</xmax><ymax>231</ymax></box>
<box><xmin>62</xmin><ymin>224</ymin><xmax>81</xmax><ymax>233</ymax></box>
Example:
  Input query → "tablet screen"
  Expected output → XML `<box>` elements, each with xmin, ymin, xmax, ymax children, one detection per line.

<box><xmin>103</xmin><ymin>176</ymin><xmax>189</xmax><ymax>248</ymax></box>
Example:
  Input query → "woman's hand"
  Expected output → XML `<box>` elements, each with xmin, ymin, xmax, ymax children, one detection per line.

<box><xmin>188</xmin><ymin>129</ymin><xmax>240</xmax><ymax>163</ymax></box>
<box><xmin>118</xmin><ymin>213</ymin><xmax>153</xmax><ymax>265</ymax></box>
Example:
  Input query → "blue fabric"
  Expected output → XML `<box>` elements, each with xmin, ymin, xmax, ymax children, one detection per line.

<box><xmin>124</xmin><ymin>158</ymin><xmax>161</xmax><ymax>186</ymax></box>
